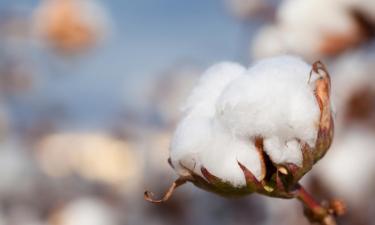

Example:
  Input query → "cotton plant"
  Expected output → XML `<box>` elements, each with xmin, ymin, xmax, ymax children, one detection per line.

<box><xmin>145</xmin><ymin>56</ymin><xmax>344</xmax><ymax>225</ymax></box>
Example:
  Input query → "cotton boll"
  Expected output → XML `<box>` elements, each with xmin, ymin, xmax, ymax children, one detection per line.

<box><xmin>217</xmin><ymin>56</ymin><xmax>319</xmax><ymax>147</ymax></box>
<box><xmin>164</xmin><ymin>55</ymin><xmax>333</xmax><ymax>201</ymax></box>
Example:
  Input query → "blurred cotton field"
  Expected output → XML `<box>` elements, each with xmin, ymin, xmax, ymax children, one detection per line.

<box><xmin>0</xmin><ymin>0</ymin><xmax>374</xmax><ymax>225</ymax></box>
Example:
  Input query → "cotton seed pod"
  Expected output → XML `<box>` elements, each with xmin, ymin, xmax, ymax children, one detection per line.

<box><xmin>145</xmin><ymin>56</ymin><xmax>334</xmax><ymax>201</ymax></box>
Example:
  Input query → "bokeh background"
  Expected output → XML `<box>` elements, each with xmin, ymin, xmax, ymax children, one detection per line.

<box><xmin>0</xmin><ymin>0</ymin><xmax>374</xmax><ymax>225</ymax></box>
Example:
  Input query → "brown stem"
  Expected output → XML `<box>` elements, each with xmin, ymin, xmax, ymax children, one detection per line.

<box><xmin>144</xmin><ymin>177</ymin><xmax>189</xmax><ymax>203</ymax></box>
<box><xmin>294</xmin><ymin>184</ymin><xmax>342</xmax><ymax>225</ymax></box>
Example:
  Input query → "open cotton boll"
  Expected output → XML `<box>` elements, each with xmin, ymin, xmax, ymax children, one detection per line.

<box><xmin>217</xmin><ymin>56</ymin><xmax>319</xmax><ymax>151</ymax></box>
<box><xmin>171</xmin><ymin>56</ymin><xmax>322</xmax><ymax>186</ymax></box>
<box><xmin>150</xmin><ymin>56</ymin><xmax>337</xmax><ymax>224</ymax></box>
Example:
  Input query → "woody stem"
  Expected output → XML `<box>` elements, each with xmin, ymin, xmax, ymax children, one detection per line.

<box><xmin>294</xmin><ymin>184</ymin><xmax>336</xmax><ymax>225</ymax></box>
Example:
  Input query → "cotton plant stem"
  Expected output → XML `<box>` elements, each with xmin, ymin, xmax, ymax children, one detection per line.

<box><xmin>294</xmin><ymin>184</ymin><xmax>337</xmax><ymax>225</ymax></box>
<box><xmin>144</xmin><ymin>177</ymin><xmax>189</xmax><ymax>203</ymax></box>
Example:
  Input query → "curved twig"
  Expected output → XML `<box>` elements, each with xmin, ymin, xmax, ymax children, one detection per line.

<box><xmin>144</xmin><ymin>177</ymin><xmax>189</xmax><ymax>203</ymax></box>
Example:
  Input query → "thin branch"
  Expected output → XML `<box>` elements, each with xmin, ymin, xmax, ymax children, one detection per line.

<box><xmin>294</xmin><ymin>184</ymin><xmax>345</xmax><ymax>225</ymax></box>
<box><xmin>144</xmin><ymin>177</ymin><xmax>189</xmax><ymax>203</ymax></box>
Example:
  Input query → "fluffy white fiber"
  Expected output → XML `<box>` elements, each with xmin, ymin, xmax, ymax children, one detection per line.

<box><xmin>251</xmin><ymin>0</ymin><xmax>361</xmax><ymax>60</ymax></box>
<box><xmin>170</xmin><ymin>56</ymin><xmax>320</xmax><ymax>187</ymax></box>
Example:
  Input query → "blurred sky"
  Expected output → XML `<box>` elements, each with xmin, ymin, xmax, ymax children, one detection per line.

<box><xmin>0</xmin><ymin>0</ymin><xmax>248</xmax><ymax>129</ymax></box>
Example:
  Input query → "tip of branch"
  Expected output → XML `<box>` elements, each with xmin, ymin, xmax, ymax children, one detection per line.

<box><xmin>329</xmin><ymin>199</ymin><xmax>346</xmax><ymax>216</ymax></box>
<box><xmin>144</xmin><ymin>177</ymin><xmax>189</xmax><ymax>204</ymax></box>
<box><xmin>144</xmin><ymin>191</ymin><xmax>164</xmax><ymax>203</ymax></box>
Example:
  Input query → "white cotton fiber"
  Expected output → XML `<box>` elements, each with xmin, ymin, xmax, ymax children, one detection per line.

<box><xmin>251</xmin><ymin>0</ymin><xmax>361</xmax><ymax>60</ymax></box>
<box><xmin>171</xmin><ymin>62</ymin><xmax>262</xmax><ymax>186</ymax></box>
<box><xmin>182</xmin><ymin>62</ymin><xmax>246</xmax><ymax>117</ymax></box>
<box><xmin>171</xmin><ymin>118</ymin><xmax>263</xmax><ymax>186</ymax></box>
<box><xmin>217</xmin><ymin>56</ymin><xmax>319</xmax><ymax>146</ymax></box>
<box><xmin>170</xmin><ymin>56</ymin><xmax>320</xmax><ymax>186</ymax></box>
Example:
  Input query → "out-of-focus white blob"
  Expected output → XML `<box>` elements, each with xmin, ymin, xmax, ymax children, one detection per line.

<box><xmin>330</xmin><ymin>50</ymin><xmax>375</xmax><ymax>131</ymax></box>
<box><xmin>251</xmin><ymin>0</ymin><xmax>367</xmax><ymax>60</ymax></box>
<box><xmin>0</xmin><ymin>141</ymin><xmax>36</xmax><ymax>196</ymax></box>
<box><xmin>171</xmin><ymin>55</ymin><xmax>321</xmax><ymax>186</ymax></box>
<box><xmin>312</xmin><ymin>128</ymin><xmax>375</xmax><ymax>206</ymax></box>
<box><xmin>49</xmin><ymin>198</ymin><xmax>118</xmax><ymax>225</ymax></box>
<box><xmin>35</xmin><ymin>132</ymin><xmax>142</xmax><ymax>192</ymax></box>
<box><xmin>32</xmin><ymin>0</ymin><xmax>111</xmax><ymax>54</ymax></box>
<box><xmin>335</xmin><ymin>0</ymin><xmax>375</xmax><ymax>23</ymax></box>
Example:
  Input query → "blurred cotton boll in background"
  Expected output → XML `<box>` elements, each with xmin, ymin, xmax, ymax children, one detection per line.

<box><xmin>32</xmin><ymin>0</ymin><xmax>111</xmax><ymax>54</ymax></box>
<box><xmin>35</xmin><ymin>132</ymin><xmax>143</xmax><ymax>194</ymax></box>
<box><xmin>0</xmin><ymin>140</ymin><xmax>38</xmax><ymax>197</ymax></box>
<box><xmin>48</xmin><ymin>198</ymin><xmax>119</xmax><ymax>225</ymax></box>
<box><xmin>330</xmin><ymin>50</ymin><xmax>375</xmax><ymax>130</ymax></box>
<box><xmin>251</xmin><ymin>0</ymin><xmax>375</xmax><ymax>61</ymax></box>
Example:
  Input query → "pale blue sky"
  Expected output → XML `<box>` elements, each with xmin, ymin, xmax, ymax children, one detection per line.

<box><xmin>1</xmin><ymin>0</ymin><xmax>255</xmax><ymax>129</ymax></box>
